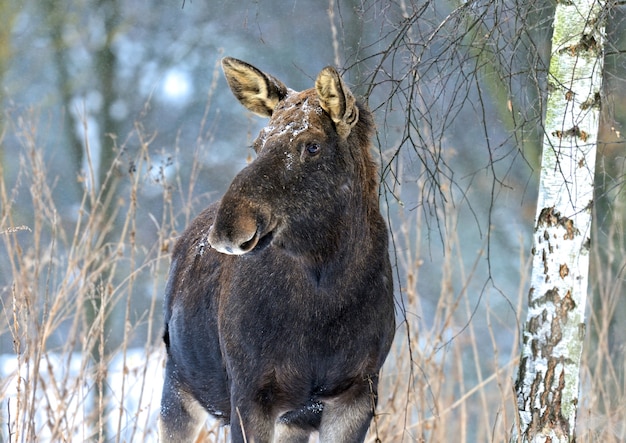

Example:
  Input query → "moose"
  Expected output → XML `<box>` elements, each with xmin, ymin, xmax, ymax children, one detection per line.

<box><xmin>159</xmin><ymin>57</ymin><xmax>395</xmax><ymax>443</ymax></box>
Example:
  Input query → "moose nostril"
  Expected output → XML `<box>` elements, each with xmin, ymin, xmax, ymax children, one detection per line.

<box><xmin>239</xmin><ymin>235</ymin><xmax>258</xmax><ymax>252</ymax></box>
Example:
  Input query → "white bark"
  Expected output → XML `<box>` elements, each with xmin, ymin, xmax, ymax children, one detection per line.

<box><xmin>512</xmin><ymin>1</ymin><xmax>606</xmax><ymax>442</ymax></box>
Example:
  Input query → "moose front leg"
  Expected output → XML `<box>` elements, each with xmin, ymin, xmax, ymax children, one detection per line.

<box><xmin>274</xmin><ymin>421</ymin><xmax>312</xmax><ymax>443</ymax></box>
<box><xmin>318</xmin><ymin>380</ymin><xmax>378</xmax><ymax>443</ymax></box>
<box><xmin>229</xmin><ymin>400</ymin><xmax>275</xmax><ymax>443</ymax></box>
<box><xmin>158</xmin><ymin>373</ymin><xmax>208</xmax><ymax>443</ymax></box>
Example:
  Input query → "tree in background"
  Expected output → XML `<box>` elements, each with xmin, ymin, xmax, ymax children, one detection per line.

<box><xmin>511</xmin><ymin>0</ymin><xmax>606</xmax><ymax>441</ymax></box>
<box><xmin>0</xmin><ymin>0</ymin><xmax>18</xmax><ymax>164</ymax></box>
<box><xmin>7</xmin><ymin>0</ymin><xmax>124</xmax><ymax>440</ymax></box>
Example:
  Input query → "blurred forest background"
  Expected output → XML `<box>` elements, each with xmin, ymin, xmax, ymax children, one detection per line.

<box><xmin>0</xmin><ymin>0</ymin><xmax>625</xmax><ymax>441</ymax></box>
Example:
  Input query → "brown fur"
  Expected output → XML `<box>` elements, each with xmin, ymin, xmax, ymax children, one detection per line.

<box><xmin>159</xmin><ymin>57</ymin><xmax>395</xmax><ymax>443</ymax></box>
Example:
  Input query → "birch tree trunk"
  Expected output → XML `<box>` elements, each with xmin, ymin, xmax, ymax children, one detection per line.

<box><xmin>511</xmin><ymin>1</ymin><xmax>606</xmax><ymax>442</ymax></box>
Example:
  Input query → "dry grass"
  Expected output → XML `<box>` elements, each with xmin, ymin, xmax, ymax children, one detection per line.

<box><xmin>0</xmin><ymin>109</ymin><xmax>179</xmax><ymax>442</ymax></box>
<box><xmin>1</xmin><ymin>109</ymin><xmax>625</xmax><ymax>443</ymax></box>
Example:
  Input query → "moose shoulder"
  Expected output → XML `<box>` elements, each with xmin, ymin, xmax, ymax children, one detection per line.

<box><xmin>159</xmin><ymin>57</ymin><xmax>395</xmax><ymax>443</ymax></box>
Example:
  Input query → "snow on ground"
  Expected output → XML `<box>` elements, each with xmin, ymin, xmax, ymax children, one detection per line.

<box><xmin>0</xmin><ymin>348</ymin><xmax>167</xmax><ymax>442</ymax></box>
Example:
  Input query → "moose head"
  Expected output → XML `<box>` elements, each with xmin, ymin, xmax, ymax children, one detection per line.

<box><xmin>208</xmin><ymin>57</ymin><xmax>378</xmax><ymax>262</ymax></box>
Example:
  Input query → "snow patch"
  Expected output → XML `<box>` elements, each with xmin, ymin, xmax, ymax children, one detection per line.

<box><xmin>258</xmin><ymin>97</ymin><xmax>324</xmax><ymax>151</ymax></box>
<box><xmin>0</xmin><ymin>348</ymin><xmax>221</xmax><ymax>442</ymax></box>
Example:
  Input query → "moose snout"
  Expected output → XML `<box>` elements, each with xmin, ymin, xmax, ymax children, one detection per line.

<box><xmin>208</xmin><ymin>198</ymin><xmax>276</xmax><ymax>255</ymax></box>
<box><xmin>208</xmin><ymin>216</ymin><xmax>259</xmax><ymax>255</ymax></box>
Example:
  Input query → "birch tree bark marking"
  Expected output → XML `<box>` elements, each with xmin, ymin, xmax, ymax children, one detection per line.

<box><xmin>512</xmin><ymin>1</ymin><xmax>606</xmax><ymax>442</ymax></box>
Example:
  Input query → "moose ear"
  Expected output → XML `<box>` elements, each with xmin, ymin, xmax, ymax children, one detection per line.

<box><xmin>222</xmin><ymin>57</ymin><xmax>288</xmax><ymax>117</ymax></box>
<box><xmin>315</xmin><ymin>66</ymin><xmax>359</xmax><ymax>139</ymax></box>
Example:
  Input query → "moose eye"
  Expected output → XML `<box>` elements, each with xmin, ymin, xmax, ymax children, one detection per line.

<box><xmin>305</xmin><ymin>143</ymin><xmax>321</xmax><ymax>156</ymax></box>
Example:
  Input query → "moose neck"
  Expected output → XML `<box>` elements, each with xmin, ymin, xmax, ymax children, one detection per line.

<box><xmin>292</xmin><ymin>179</ymin><xmax>379</xmax><ymax>288</ymax></box>
<box><xmin>301</xmin><ymin>107</ymin><xmax>381</xmax><ymax>284</ymax></box>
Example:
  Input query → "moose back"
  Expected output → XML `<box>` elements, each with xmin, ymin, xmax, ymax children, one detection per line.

<box><xmin>159</xmin><ymin>57</ymin><xmax>395</xmax><ymax>443</ymax></box>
